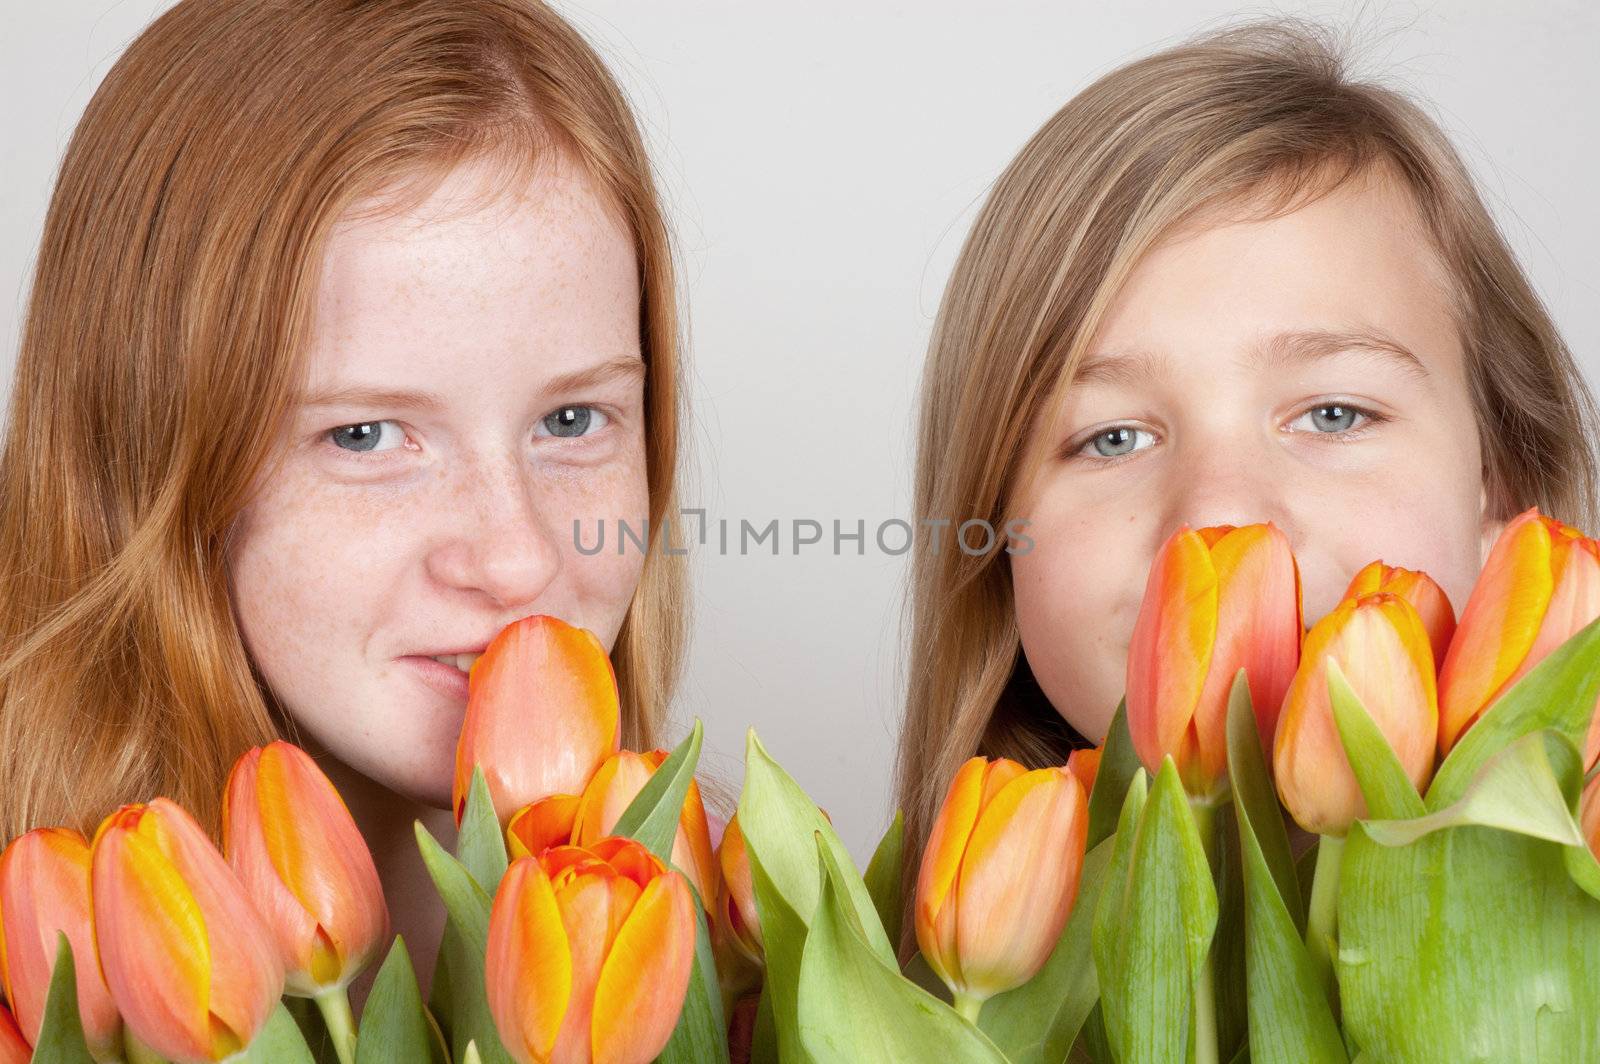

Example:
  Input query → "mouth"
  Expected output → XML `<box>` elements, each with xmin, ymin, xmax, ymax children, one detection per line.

<box><xmin>421</xmin><ymin>652</ymin><xmax>484</xmax><ymax>673</ymax></box>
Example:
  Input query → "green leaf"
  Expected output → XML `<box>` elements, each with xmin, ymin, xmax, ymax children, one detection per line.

<box><xmin>655</xmin><ymin>901</ymin><xmax>733</xmax><ymax>1064</ymax></box>
<box><xmin>1087</xmin><ymin>699</ymin><xmax>1140</xmax><ymax>849</ymax></box>
<box><xmin>796</xmin><ymin>832</ymin><xmax>1011</xmax><ymax>1063</ymax></box>
<box><xmin>457</xmin><ymin>766</ymin><xmax>509</xmax><ymax>893</ymax></box>
<box><xmin>614</xmin><ymin>718</ymin><xmax>704</xmax><ymax>857</ymax></box>
<box><xmin>736</xmin><ymin>729</ymin><xmax>893</xmax><ymax>961</ymax></box>
<box><xmin>1326</xmin><ymin>659</ymin><xmax>1426</xmax><ymax>820</ymax></box>
<box><xmin>750</xmin><ymin>982</ymin><xmax>779</xmax><ymax>1064</ymax></box>
<box><xmin>1361</xmin><ymin>730</ymin><xmax>1584</xmax><ymax>848</ymax></box>
<box><xmin>414</xmin><ymin>821</ymin><xmax>515</xmax><ymax>1064</ymax></box>
<box><xmin>1226</xmin><ymin>668</ymin><xmax>1304</xmax><ymax>930</ymax></box>
<box><xmin>1092</xmin><ymin>757</ymin><xmax>1218</xmax><ymax>1064</ymax></box>
<box><xmin>863</xmin><ymin>811</ymin><xmax>906</xmax><ymax>949</ymax></box>
<box><xmin>747</xmin><ymin>844</ymin><xmax>817</xmax><ymax>1064</ymax></box>
<box><xmin>354</xmin><ymin>937</ymin><xmax>433</xmax><ymax>1064</ymax></box>
<box><xmin>247</xmin><ymin>1003</ymin><xmax>318</xmax><ymax>1064</ymax></box>
<box><xmin>29</xmin><ymin>932</ymin><xmax>95</xmax><ymax>1064</ymax></box>
<box><xmin>1235</xmin><ymin>795</ymin><xmax>1348</xmax><ymax>1064</ymax></box>
<box><xmin>978</xmin><ymin>836</ymin><xmax>1114</xmax><ymax>1064</ymax></box>
<box><xmin>1427</xmin><ymin>614</ymin><xmax>1600</xmax><ymax>809</ymax></box>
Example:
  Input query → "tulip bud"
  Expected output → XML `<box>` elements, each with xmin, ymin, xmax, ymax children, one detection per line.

<box><xmin>0</xmin><ymin>828</ymin><xmax>121</xmax><ymax>1059</ymax></box>
<box><xmin>1438</xmin><ymin>508</ymin><xmax>1600</xmax><ymax>764</ymax></box>
<box><xmin>454</xmin><ymin>615</ymin><xmax>622</xmax><ymax>827</ymax></box>
<box><xmin>507</xmin><ymin>794</ymin><xmax>581</xmax><ymax>861</ymax></box>
<box><xmin>709</xmin><ymin>814</ymin><xmax>763</xmax><ymax>998</ymax></box>
<box><xmin>0</xmin><ymin>1002</ymin><xmax>28</xmax><ymax>1064</ymax></box>
<box><xmin>1127</xmin><ymin>523</ymin><xmax>1303</xmax><ymax>796</ymax></box>
<box><xmin>569</xmin><ymin>750</ymin><xmax>719</xmax><ymax>908</ymax></box>
<box><xmin>914</xmin><ymin>757</ymin><xmax>1088</xmax><ymax>1014</ymax></box>
<box><xmin>1066</xmin><ymin>747</ymin><xmax>1101</xmax><ymax>799</ymax></box>
<box><xmin>1273</xmin><ymin>593</ymin><xmax>1439</xmax><ymax>836</ymax></box>
<box><xmin>1344</xmin><ymin>560</ymin><xmax>1456</xmax><ymax>667</ymax></box>
<box><xmin>485</xmin><ymin>837</ymin><xmax>697</xmax><ymax>1064</ymax></box>
<box><xmin>90</xmin><ymin>799</ymin><xmax>285</xmax><ymax>1063</ymax></box>
<box><xmin>223</xmin><ymin>741</ymin><xmax>390</xmax><ymax>996</ymax></box>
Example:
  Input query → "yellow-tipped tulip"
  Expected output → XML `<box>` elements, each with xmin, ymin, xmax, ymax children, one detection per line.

<box><xmin>1273</xmin><ymin>593</ymin><xmax>1439</xmax><ymax>836</ymax></box>
<box><xmin>569</xmin><ymin>750</ymin><xmax>719</xmax><ymax>908</ymax></box>
<box><xmin>454</xmin><ymin>615</ymin><xmax>622</xmax><ymax>827</ymax></box>
<box><xmin>508</xmin><ymin>794</ymin><xmax>582</xmax><ymax>861</ymax></box>
<box><xmin>709</xmin><ymin>813</ymin><xmax>763</xmax><ymax>992</ymax></box>
<box><xmin>1438</xmin><ymin>508</ymin><xmax>1600</xmax><ymax>763</ymax></box>
<box><xmin>1127</xmin><ymin>523</ymin><xmax>1303</xmax><ymax>796</ymax></box>
<box><xmin>1066</xmin><ymin>747</ymin><xmax>1101</xmax><ymax>799</ymax></box>
<box><xmin>1344</xmin><ymin>560</ymin><xmax>1456</xmax><ymax>668</ymax></box>
<box><xmin>484</xmin><ymin>836</ymin><xmax>696</xmax><ymax>1064</ymax></box>
<box><xmin>914</xmin><ymin>756</ymin><xmax>1089</xmax><ymax>1014</ymax></box>
<box><xmin>222</xmin><ymin>741</ymin><xmax>390</xmax><ymax>996</ymax></box>
<box><xmin>90</xmin><ymin>799</ymin><xmax>285</xmax><ymax>1064</ymax></box>
<box><xmin>0</xmin><ymin>1002</ymin><xmax>27</xmax><ymax>1064</ymax></box>
<box><xmin>0</xmin><ymin>828</ymin><xmax>121</xmax><ymax>1059</ymax></box>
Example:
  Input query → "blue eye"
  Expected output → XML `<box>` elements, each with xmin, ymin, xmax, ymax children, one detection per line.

<box><xmin>537</xmin><ymin>406</ymin><xmax>609</xmax><ymax>439</ymax></box>
<box><xmin>1287</xmin><ymin>402</ymin><xmax>1387</xmax><ymax>437</ymax></box>
<box><xmin>328</xmin><ymin>420</ymin><xmax>405</xmax><ymax>453</ymax></box>
<box><xmin>1075</xmin><ymin>425</ymin><xmax>1156</xmax><ymax>461</ymax></box>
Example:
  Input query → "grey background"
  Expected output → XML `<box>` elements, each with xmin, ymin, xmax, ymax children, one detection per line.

<box><xmin>4</xmin><ymin>1</ymin><xmax>1597</xmax><ymax>860</ymax></box>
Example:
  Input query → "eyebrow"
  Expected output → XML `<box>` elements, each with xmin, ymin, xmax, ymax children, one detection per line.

<box><xmin>298</xmin><ymin>354</ymin><xmax>646</xmax><ymax>410</ymax></box>
<box><xmin>1071</xmin><ymin>328</ymin><xmax>1431</xmax><ymax>388</ymax></box>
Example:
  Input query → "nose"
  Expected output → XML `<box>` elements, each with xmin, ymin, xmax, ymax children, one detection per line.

<box><xmin>425</xmin><ymin>458</ymin><xmax>562</xmax><ymax>611</ymax></box>
<box><xmin>1156</xmin><ymin>424</ymin><xmax>1292</xmax><ymax>540</ymax></box>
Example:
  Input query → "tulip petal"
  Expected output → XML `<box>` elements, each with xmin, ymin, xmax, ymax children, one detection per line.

<box><xmin>486</xmin><ymin>859</ymin><xmax>572</xmax><ymax>1064</ymax></box>
<box><xmin>590</xmin><ymin>872</ymin><xmax>696</xmax><ymax>1064</ymax></box>
<box><xmin>1127</xmin><ymin>527</ymin><xmax>1219</xmax><ymax>781</ymax></box>
<box><xmin>507</xmin><ymin>795</ymin><xmax>581</xmax><ymax>861</ymax></box>
<box><xmin>913</xmin><ymin>757</ymin><xmax>989</xmax><ymax>987</ymax></box>
<box><xmin>0</xmin><ymin>1002</ymin><xmax>27</xmax><ymax>1064</ymax></box>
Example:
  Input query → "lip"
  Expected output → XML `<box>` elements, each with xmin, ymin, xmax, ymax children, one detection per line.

<box><xmin>401</xmin><ymin>655</ymin><xmax>470</xmax><ymax>702</ymax></box>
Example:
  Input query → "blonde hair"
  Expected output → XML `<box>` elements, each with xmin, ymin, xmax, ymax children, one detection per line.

<box><xmin>0</xmin><ymin>0</ymin><xmax>688</xmax><ymax>845</ymax></box>
<box><xmin>893</xmin><ymin>16</ymin><xmax>1600</xmax><ymax>951</ymax></box>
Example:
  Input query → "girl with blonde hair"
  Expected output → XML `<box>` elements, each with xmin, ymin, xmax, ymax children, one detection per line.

<box><xmin>894</xmin><ymin>16</ymin><xmax>1600</xmax><ymax>949</ymax></box>
<box><xmin>0</xmin><ymin>0</ymin><xmax>689</xmax><ymax>992</ymax></box>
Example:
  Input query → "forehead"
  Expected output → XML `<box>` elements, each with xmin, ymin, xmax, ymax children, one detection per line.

<box><xmin>1091</xmin><ymin>164</ymin><xmax>1460</xmax><ymax>363</ymax></box>
<box><xmin>303</xmin><ymin>153</ymin><xmax>639</xmax><ymax>387</ymax></box>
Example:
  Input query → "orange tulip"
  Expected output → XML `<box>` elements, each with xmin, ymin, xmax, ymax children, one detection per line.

<box><xmin>223</xmin><ymin>741</ymin><xmax>390</xmax><ymax>996</ymax></box>
<box><xmin>508</xmin><ymin>794</ymin><xmax>582</xmax><ymax>861</ymax></box>
<box><xmin>454</xmin><ymin>615</ymin><xmax>622</xmax><ymax>827</ymax></box>
<box><xmin>569</xmin><ymin>750</ymin><xmax>719</xmax><ymax>907</ymax></box>
<box><xmin>0</xmin><ymin>828</ymin><xmax>121</xmax><ymax>1058</ymax></box>
<box><xmin>90</xmin><ymin>799</ymin><xmax>285</xmax><ymax>1064</ymax></box>
<box><xmin>0</xmin><ymin>1002</ymin><xmax>27</xmax><ymax>1064</ymax></box>
<box><xmin>1127</xmin><ymin>523</ymin><xmax>1303</xmax><ymax>796</ymax></box>
<box><xmin>1273</xmin><ymin>593</ymin><xmax>1439</xmax><ymax>836</ymax></box>
<box><xmin>914</xmin><ymin>756</ymin><xmax>1089</xmax><ymax>1016</ymax></box>
<box><xmin>1066</xmin><ymin>747</ymin><xmax>1102</xmax><ymax>799</ymax></box>
<box><xmin>484</xmin><ymin>836</ymin><xmax>696</xmax><ymax>1064</ymax></box>
<box><xmin>1438</xmin><ymin>508</ymin><xmax>1600</xmax><ymax>763</ymax></box>
<box><xmin>1344</xmin><ymin>560</ymin><xmax>1456</xmax><ymax>668</ymax></box>
<box><xmin>709</xmin><ymin>814</ymin><xmax>763</xmax><ymax>986</ymax></box>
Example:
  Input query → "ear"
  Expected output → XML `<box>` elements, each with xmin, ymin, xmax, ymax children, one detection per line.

<box><xmin>1477</xmin><ymin>484</ymin><xmax>1506</xmax><ymax>567</ymax></box>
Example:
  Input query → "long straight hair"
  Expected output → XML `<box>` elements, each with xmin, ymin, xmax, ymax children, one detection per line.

<box><xmin>0</xmin><ymin>0</ymin><xmax>688</xmax><ymax>845</ymax></box>
<box><xmin>894</xmin><ymin>16</ymin><xmax>1600</xmax><ymax>952</ymax></box>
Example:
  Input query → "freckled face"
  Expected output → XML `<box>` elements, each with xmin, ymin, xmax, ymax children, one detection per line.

<box><xmin>1009</xmin><ymin>167</ymin><xmax>1503</xmax><ymax>743</ymax></box>
<box><xmin>226</xmin><ymin>153</ymin><xmax>649</xmax><ymax>808</ymax></box>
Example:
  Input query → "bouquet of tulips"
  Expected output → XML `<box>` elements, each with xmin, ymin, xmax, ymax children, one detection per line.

<box><xmin>6</xmin><ymin>506</ymin><xmax>1600</xmax><ymax>1064</ymax></box>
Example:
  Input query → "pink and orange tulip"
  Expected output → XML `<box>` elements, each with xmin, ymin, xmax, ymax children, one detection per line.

<box><xmin>570</xmin><ymin>750</ymin><xmax>719</xmax><ymax>907</ymax></box>
<box><xmin>1437</xmin><ymin>508</ymin><xmax>1600</xmax><ymax>763</ymax></box>
<box><xmin>90</xmin><ymin>799</ymin><xmax>285</xmax><ymax>1064</ymax></box>
<box><xmin>223</xmin><ymin>741</ymin><xmax>390</xmax><ymax>996</ymax></box>
<box><xmin>1273</xmin><ymin>593</ymin><xmax>1439</xmax><ymax>836</ymax></box>
<box><xmin>709</xmin><ymin>814</ymin><xmax>763</xmax><ymax>1001</ymax></box>
<box><xmin>454</xmin><ymin>615</ymin><xmax>623</xmax><ymax>827</ymax></box>
<box><xmin>914</xmin><ymin>756</ymin><xmax>1089</xmax><ymax>1013</ymax></box>
<box><xmin>0</xmin><ymin>1003</ymin><xmax>28</xmax><ymax>1064</ymax></box>
<box><xmin>508</xmin><ymin>794</ymin><xmax>583</xmax><ymax>861</ymax></box>
<box><xmin>484</xmin><ymin>836</ymin><xmax>697</xmax><ymax>1064</ymax></box>
<box><xmin>0</xmin><ymin>828</ymin><xmax>121</xmax><ymax>1059</ymax></box>
<box><xmin>1344</xmin><ymin>560</ymin><xmax>1457</xmax><ymax>668</ymax></box>
<box><xmin>1066</xmin><ymin>746</ymin><xmax>1102</xmax><ymax>799</ymax></box>
<box><xmin>1127</xmin><ymin>523</ymin><xmax>1303</xmax><ymax>796</ymax></box>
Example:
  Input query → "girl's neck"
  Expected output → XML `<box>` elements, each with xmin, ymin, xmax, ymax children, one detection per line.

<box><xmin>295</xmin><ymin>735</ymin><xmax>460</xmax><ymax>1014</ymax></box>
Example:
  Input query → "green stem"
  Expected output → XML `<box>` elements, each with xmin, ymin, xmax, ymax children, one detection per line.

<box><xmin>1188</xmin><ymin>797</ymin><xmax>1221</xmax><ymax>1064</ymax></box>
<box><xmin>314</xmin><ymin>986</ymin><xmax>360</xmax><ymax>1064</ymax></box>
<box><xmin>124</xmin><ymin>1028</ymin><xmax>171</xmax><ymax>1064</ymax></box>
<box><xmin>1305</xmin><ymin>833</ymin><xmax>1346</xmax><ymax>1011</ymax></box>
<box><xmin>951</xmin><ymin>990</ymin><xmax>985</xmax><ymax>1025</ymax></box>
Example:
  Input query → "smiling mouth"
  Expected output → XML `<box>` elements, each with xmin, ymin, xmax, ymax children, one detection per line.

<box><xmin>425</xmin><ymin>653</ymin><xmax>482</xmax><ymax>672</ymax></box>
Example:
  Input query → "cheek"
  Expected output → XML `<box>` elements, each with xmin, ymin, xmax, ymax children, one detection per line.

<box><xmin>544</xmin><ymin>437</ymin><xmax>651</xmax><ymax>649</ymax></box>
